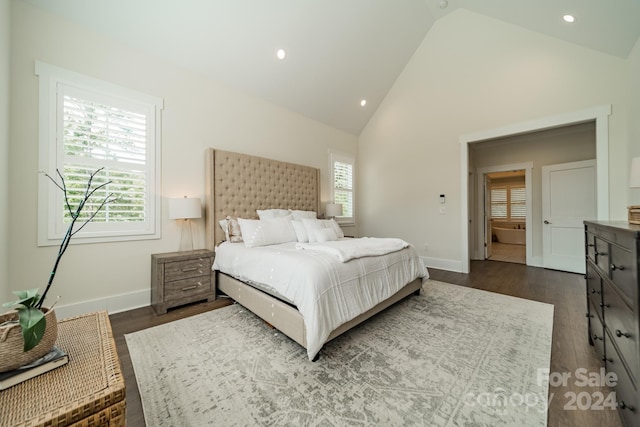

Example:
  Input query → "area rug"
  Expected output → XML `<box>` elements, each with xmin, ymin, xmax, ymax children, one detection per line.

<box><xmin>125</xmin><ymin>280</ymin><xmax>554</xmax><ymax>426</ymax></box>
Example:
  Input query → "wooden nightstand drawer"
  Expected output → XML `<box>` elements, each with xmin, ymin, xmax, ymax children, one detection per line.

<box><xmin>164</xmin><ymin>275</ymin><xmax>212</xmax><ymax>300</ymax></box>
<box><xmin>165</xmin><ymin>257</ymin><xmax>211</xmax><ymax>281</ymax></box>
<box><xmin>151</xmin><ymin>249</ymin><xmax>216</xmax><ymax>315</ymax></box>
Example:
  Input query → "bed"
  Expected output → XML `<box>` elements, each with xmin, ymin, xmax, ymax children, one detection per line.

<box><xmin>205</xmin><ymin>149</ymin><xmax>427</xmax><ymax>360</ymax></box>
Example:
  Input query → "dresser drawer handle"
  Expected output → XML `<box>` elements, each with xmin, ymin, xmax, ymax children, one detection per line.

<box><xmin>587</xmin><ymin>243</ymin><xmax>595</xmax><ymax>247</ymax></box>
<box><xmin>619</xmin><ymin>401</ymin><xmax>635</xmax><ymax>411</ymax></box>
<box><xmin>615</xmin><ymin>329</ymin><xmax>631</xmax><ymax>339</ymax></box>
<box><xmin>610</xmin><ymin>264</ymin><xmax>624</xmax><ymax>271</ymax></box>
<box><xmin>595</xmin><ymin>251</ymin><xmax>607</xmax><ymax>256</ymax></box>
<box><xmin>586</xmin><ymin>313</ymin><xmax>593</xmax><ymax>318</ymax></box>
<box><xmin>181</xmin><ymin>267</ymin><xmax>198</xmax><ymax>272</ymax></box>
<box><xmin>590</xmin><ymin>289</ymin><xmax>601</xmax><ymax>295</ymax></box>
<box><xmin>181</xmin><ymin>282</ymin><xmax>202</xmax><ymax>291</ymax></box>
<box><xmin>592</xmin><ymin>334</ymin><xmax>603</xmax><ymax>341</ymax></box>
<box><xmin>601</xmin><ymin>355</ymin><xmax>612</xmax><ymax>363</ymax></box>
<box><xmin>599</xmin><ymin>303</ymin><xmax>610</xmax><ymax>308</ymax></box>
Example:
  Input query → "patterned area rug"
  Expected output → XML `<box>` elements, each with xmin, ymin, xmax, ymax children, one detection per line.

<box><xmin>126</xmin><ymin>280</ymin><xmax>553</xmax><ymax>426</ymax></box>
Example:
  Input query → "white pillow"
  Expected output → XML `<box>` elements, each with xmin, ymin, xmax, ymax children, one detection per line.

<box><xmin>218</xmin><ymin>219</ymin><xmax>229</xmax><ymax>241</ymax></box>
<box><xmin>322</xmin><ymin>219</ymin><xmax>344</xmax><ymax>238</ymax></box>
<box><xmin>302</xmin><ymin>219</ymin><xmax>324</xmax><ymax>243</ymax></box>
<box><xmin>238</xmin><ymin>216</ymin><xmax>297</xmax><ymax>247</ymax></box>
<box><xmin>291</xmin><ymin>210</ymin><xmax>317</xmax><ymax>221</ymax></box>
<box><xmin>291</xmin><ymin>220</ymin><xmax>309</xmax><ymax>243</ymax></box>
<box><xmin>256</xmin><ymin>208</ymin><xmax>291</xmax><ymax>219</ymax></box>
<box><xmin>315</xmin><ymin>228</ymin><xmax>338</xmax><ymax>242</ymax></box>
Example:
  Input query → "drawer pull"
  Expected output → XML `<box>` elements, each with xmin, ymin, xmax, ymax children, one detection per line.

<box><xmin>601</xmin><ymin>355</ymin><xmax>612</xmax><ymax>363</ymax></box>
<box><xmin>615</xmin><ymin>329</ymin><xmax>631</xmax><ymax>339</ymax></box>
<box><xmin>595</xmin><ymin>251</ymin><xmax>607</xmax><ymax>256</ymax></box>
<box><xmin>592</xmin><ymin>334</ymin><xmax>603</xmax><ymax>341</ymax></box>
<box><xmin>619</xmin><ymin>401</ymin><xmax>635</xmax><ymax>411</ymax></box>
<box><xmin>181</xmin><ymin>267</ymin><xmax>198</xmax><ymax>272</ymax></box>
<box><xmin>610</xmin><ymin>264</ymin><xmax>624</xmax><ymax>271</ymax></box>
<box><xmin>590</xmin><ymin>288</ymin><xmax>601</xmax><ymax>295</ymax></box>
<box><xmin>586</xmin><ymin>313</ymin><xmax>593</xmax><ymax>318</ymax></box>
<box><xmin>181</xmin><ymin>282</ymin><xmax>202</xmax><ymax>291</ymax></box>
<box><xmin>587</xmin><ymin>243</ymin><xmax>595</xmax><ymax>247</ymax></box>
<box><xmin>599</xmin><ymin>303</ymin><xmax>610</xmax><ymax>308</ymax></box>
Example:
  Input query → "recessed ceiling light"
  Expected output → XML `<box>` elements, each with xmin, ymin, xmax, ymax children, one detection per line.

<box><xmin>563</xmin><ymin>14</ymin><xmax>575</xmax><ymax>23</ymax></box>
<box><xmin>276</xmin><ymin>49</ymin><xmax>286</xmax><ymax>60</ymax></box>
<box><xmin>360</xmin><ymin>99</ymin><xmax>367</xmax><ymax>107</ymax></box>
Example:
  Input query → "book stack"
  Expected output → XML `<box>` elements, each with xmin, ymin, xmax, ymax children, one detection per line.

<box><xmin>0</xmin><ymin>346</ymin><xmax>69</xmax><ymax>390</ymax></box>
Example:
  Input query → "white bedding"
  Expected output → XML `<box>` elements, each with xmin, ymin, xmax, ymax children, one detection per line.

<box><xmin>213</xmin><ymin>239</ymin><xmax>428</xmax><ymax>360</ymax></box>
<box><xmin>295</xmin><ymin>237</ymin><xmax>410</xmax><ymax>262</ymax></box>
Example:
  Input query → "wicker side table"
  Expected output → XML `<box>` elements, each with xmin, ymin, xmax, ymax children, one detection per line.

<box><xmin>0</xmin><ymin>311</ymin><xmax>126</xmax><ymax>427</ymax></box>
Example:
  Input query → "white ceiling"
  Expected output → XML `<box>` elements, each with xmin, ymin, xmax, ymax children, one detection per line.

<box><xmin>20</xmin><ymin>0</ymin><xmax>640</xmax><ymax>135</ymax></box>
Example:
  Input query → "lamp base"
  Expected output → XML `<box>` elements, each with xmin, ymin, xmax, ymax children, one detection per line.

<box><xmin>179</xmin><ymin>219</ymin><xmax>194</xmax><ymax>251</ymax></box>
<box><xmin>629</xmin><ymin>206</ymin><xmax>640</xmax><ymax>225</ymax></box>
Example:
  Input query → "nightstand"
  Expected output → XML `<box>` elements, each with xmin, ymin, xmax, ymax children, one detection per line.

<box><xmin>151</xmin><ymin>249</ymin><xmax>215</xmax><ymax>315</ymax></box>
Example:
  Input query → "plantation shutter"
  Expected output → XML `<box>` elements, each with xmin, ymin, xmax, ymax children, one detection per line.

<box><xmin>333</xmin><ymin>160</ymin><xmax>353</xmax><ymax>219</ymax></box>
<box><xmin>491</xmin><ymin>187</ymin><xmax>507</xmax><ymax>218</ymax></box>
<box><xmin>510</xmin><ymin>186</ymin><xmax>526</xmax><ymax>219</ymax></box>
<box><xmin>61</xmin><ymin>86</ymin><xmax>149</xmax><ymax>225</ymax></box>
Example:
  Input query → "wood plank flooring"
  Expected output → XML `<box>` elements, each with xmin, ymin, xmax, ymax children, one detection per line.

<box><xmin>110</xmin><ymin>261</ymin><xmax>624</xmax><ymax>427</ymax></box>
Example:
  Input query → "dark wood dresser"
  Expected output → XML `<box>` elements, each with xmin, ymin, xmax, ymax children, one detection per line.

<box><xmin>585</xmin><ymin>220</ymin><xmax>640</xmax><ymax>426</ymax></box>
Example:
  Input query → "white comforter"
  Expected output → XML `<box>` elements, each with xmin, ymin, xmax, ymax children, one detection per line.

<box><xmin>213</xmin><ymin>239</ymin><xmax>428</xmax><ymax>360</ymax></box>
<box><xmin>295</xmin><ymin>237</ymin><xmax>410</xmax><ymax>262</ymax></box>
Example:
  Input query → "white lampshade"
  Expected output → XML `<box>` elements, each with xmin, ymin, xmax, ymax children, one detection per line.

<box><xmin>168</xmin><ymin>197</ymin><xmax>202</xmax><ymax>220</ymax></box>
<box><xmin>630</xmin><ymin>157</ymin><xmax>640</xmax><ymax>188</ymax></box>
<box><xmin>326</xmin><ymin>203</ymin><xmax>343</xmax><ymax>218</ymax></box>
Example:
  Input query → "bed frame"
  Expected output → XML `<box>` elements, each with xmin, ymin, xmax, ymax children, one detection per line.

<box><xmin>205</xmin><ymin>149</ymin><xmax>421</xmax><ymax>357</ymax></box>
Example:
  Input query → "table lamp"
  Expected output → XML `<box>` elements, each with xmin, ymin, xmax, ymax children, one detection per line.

<box><xmin>169</xmin><ymin>196</ymin><xmax>202</xmax><ymax>250</ymax></box>
<box><xmin>326</xmin><ymin>203</ymin><xmax>343</xmax><ymax>220</ymax></box>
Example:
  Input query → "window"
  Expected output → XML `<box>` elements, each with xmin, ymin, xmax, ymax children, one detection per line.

<box><xmin>329</xmin><ymin>150</ymin><xmax>355</xmax><ymax>225</ymax></box>
<box><xmin>490</xmin><ymin>182</ymin><xmax>526</xmax><ymax>220</ymax></box>
<box><xmin>36</xmin><ymin>62</ymin><xmax>163</xmax><ymax>245</ymax></box>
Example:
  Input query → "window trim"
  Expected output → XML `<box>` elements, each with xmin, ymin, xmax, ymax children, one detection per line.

<box><xmin>328</xmin><ymin>149</ymin><xmax>356</xmax><ymax>226</ymax></box>
<box><xmin>35</xmin><ymin>61</ymin><xmax>163</xmax><ymax>246</ymax></box>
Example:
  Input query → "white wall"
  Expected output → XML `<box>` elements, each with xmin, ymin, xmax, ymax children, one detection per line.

<box><xmin>359</xmin><ymin>9</ymin><xmax>631</xmax><ymax>271</ymax></box>
<box><xmin>9</xmin><ymin>1</ymin><xmax>357</xmax><ymax>315</ymax></box>
<box><xmin>629</xmin><ymin>38</ymin><xmax>640</xmax><ymax>206</ymax></box>
<box><xmin>0</xmin><ymin>0</ymin><xmax>10</xmax><ymax>302</ymax></box>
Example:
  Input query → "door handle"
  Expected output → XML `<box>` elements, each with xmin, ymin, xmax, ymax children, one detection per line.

<box><xmin>544</xmin><ymin>220</ymin><xmax>551</xmax><ymax>224</ymax></box>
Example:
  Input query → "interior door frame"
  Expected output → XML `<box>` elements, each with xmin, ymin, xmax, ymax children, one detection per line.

<box><xmin>476</xmin><ymin>162</ymin><xmax>533</xmax><ymax>265</ymax></box>
<box><xmin>460</xmin><ymin>105</ymin><xmax>611</xmax><ymax>274</ymax></box>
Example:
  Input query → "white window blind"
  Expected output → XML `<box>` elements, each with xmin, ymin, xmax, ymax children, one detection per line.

<box><xmin>490</xmin><ymin>182</ymin><xmax>526</xmax><ymax>221</ymax></box>
<box><xmin>36</xmin><ymin>61</ymin><xmax>163</xmax><ymax>245</ymax></box>
<box><xmin>329</xmin><ymin>151</ymin><xmax>355</xmax><ymax>224</ymax></box>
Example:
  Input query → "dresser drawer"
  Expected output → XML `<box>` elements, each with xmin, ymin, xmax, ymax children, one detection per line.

<box><xmin>164</xmin><ymin>275</ymin><xmax>212</xmax><ymax>301</ymax></box>
<box><xmin>603</xmin><ymin>280</ymin><xmax>638</xmax><ymax>383</ymax></box>
<box><xmin>610</xmin><ymin>244</ymin><xmax>637</xmax><ymax>305</ymax></box>
<box><xmin>606</xmin><ymin>331</ymin><xmax>639</xmax><ymax>427</ymax></box>
<box><xmin>586</xmin><ymin>232</ymin><xmax>597</xmax><ymax>264</ymax></box>
<box><xmin>586</xmin><ymin>263</ymin><xmax>603</xmax><ymax>320</ymax></box>
<box><xmin>595</xmin><ymin>237</ymin><xmax>610</xmax><ymax>276</ymax></box>
<box><xmin>589</xmin><ymin>299</ymin><xmax>606</xmax><ymax>363</ymax></box>
<box><xmin>164</xmin><ymin>257</ymin><xmax>212</xmax><ymax>282</ymax></box>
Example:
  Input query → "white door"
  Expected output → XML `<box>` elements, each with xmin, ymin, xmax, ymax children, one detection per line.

<box><xmin>542</xmin><ymin>160</ymin><xmax>596</xmax><ymax>274</ymax></box>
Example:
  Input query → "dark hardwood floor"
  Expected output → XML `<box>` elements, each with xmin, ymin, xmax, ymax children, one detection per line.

<box><xmin>110</xmin><ymin>260</ymin><xmax>624</xmax><ymax>427</ymax></box>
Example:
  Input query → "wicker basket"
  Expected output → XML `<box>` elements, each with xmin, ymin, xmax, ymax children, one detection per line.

<box><xmin>0</xmin><ymin>308</ymin><xmax>58</xmax><ymax>373</ymax></box>
<box><xmin>629</xmin><ymin>206</ymin><xmax>640</xmax><ymax>225</ymax></box>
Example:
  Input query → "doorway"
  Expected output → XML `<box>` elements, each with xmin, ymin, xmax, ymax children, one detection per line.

<box><xmin>460</xmin><ymin>105</ymin><xmax>611</xmax><ymax>274</ymax></box>
<box><xmin>485</xmin><ymin>169</ymin><xmax>527</xmax><ymax>264</ymax></box>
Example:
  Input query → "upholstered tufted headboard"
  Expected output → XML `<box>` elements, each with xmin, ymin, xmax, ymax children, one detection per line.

<box><xmin>205</xmin><ymin>149</ymin><xmax>321</xmax><ymax>249</ymax></box>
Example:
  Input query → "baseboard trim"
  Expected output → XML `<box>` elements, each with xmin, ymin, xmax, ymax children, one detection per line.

<box><xmin>421</xmin><ymin>256</ymin><xmax>464</xmax><ymax>273</ymax></box>
<box><xmin>54</xmin><ymin>289</ymin><xmax>150</xmax><ymax>319</ymax></box>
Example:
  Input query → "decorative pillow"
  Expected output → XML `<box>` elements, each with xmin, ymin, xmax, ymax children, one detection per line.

<box><xmin>256</xmin><ymin>208</ymin><xmax>291</xmax><ymax>219</ymax></box>
<box><xmin>219</xmin><ymin>216</ymin><xmax>243</xmax><ymax>242</ymax></box>
<box><xmin>315</xmin><ymin>228</ymin><xmax>338</xmax><ymax>242</ymax></box>
<box><xmin>291</xmin><ymin>210</ymin><xmax>317</xmax><ymax>221</ymax></box>
<box><xmin>291</xmin><ymin>220</ymin><xmax>309</xmax><ymax>243</ymax></box>
<box><xmin>238</xmin><ymin>216</ymin><xmax>297</xmax><ymax>247</ymax></box>
<box><xmin>322</xmin><ymin>219</ymin><xmax>344</xmax><ymax>239</ymax></box>
<box><xmin>302</xmin><ymin>218</ymin><xmax>344</xmax><ymax>242</ymax></box>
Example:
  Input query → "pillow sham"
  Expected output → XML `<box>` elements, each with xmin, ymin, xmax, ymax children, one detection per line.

<box><xmin>315</xmin><ymin>228</ymin><xmax>338</xmax><ymax>242</ymax></box>
<box><xmin>291</xmin><ymin>220</ymin><xmax>309</xmax><ymax>243</ymax></box>
<box><xmin>238</xmin><ymin>216</ymin><xmax>297</xmax><ymax>247</ymax></box>
<box><xmin>256</xmin><ymin>208</ymin><xmax>290</xmax><ymax>219</ymax></box>
<box><xmin>290</xmin><ymin>210</ymin><xmax>317</xmax><ymax>221</ymax></box>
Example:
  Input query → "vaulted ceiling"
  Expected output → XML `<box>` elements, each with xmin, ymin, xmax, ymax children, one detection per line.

<box><xmin>20</xmin><ymin>0</ymin><xmax>640</xmax><ymax>135</ymax></box>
